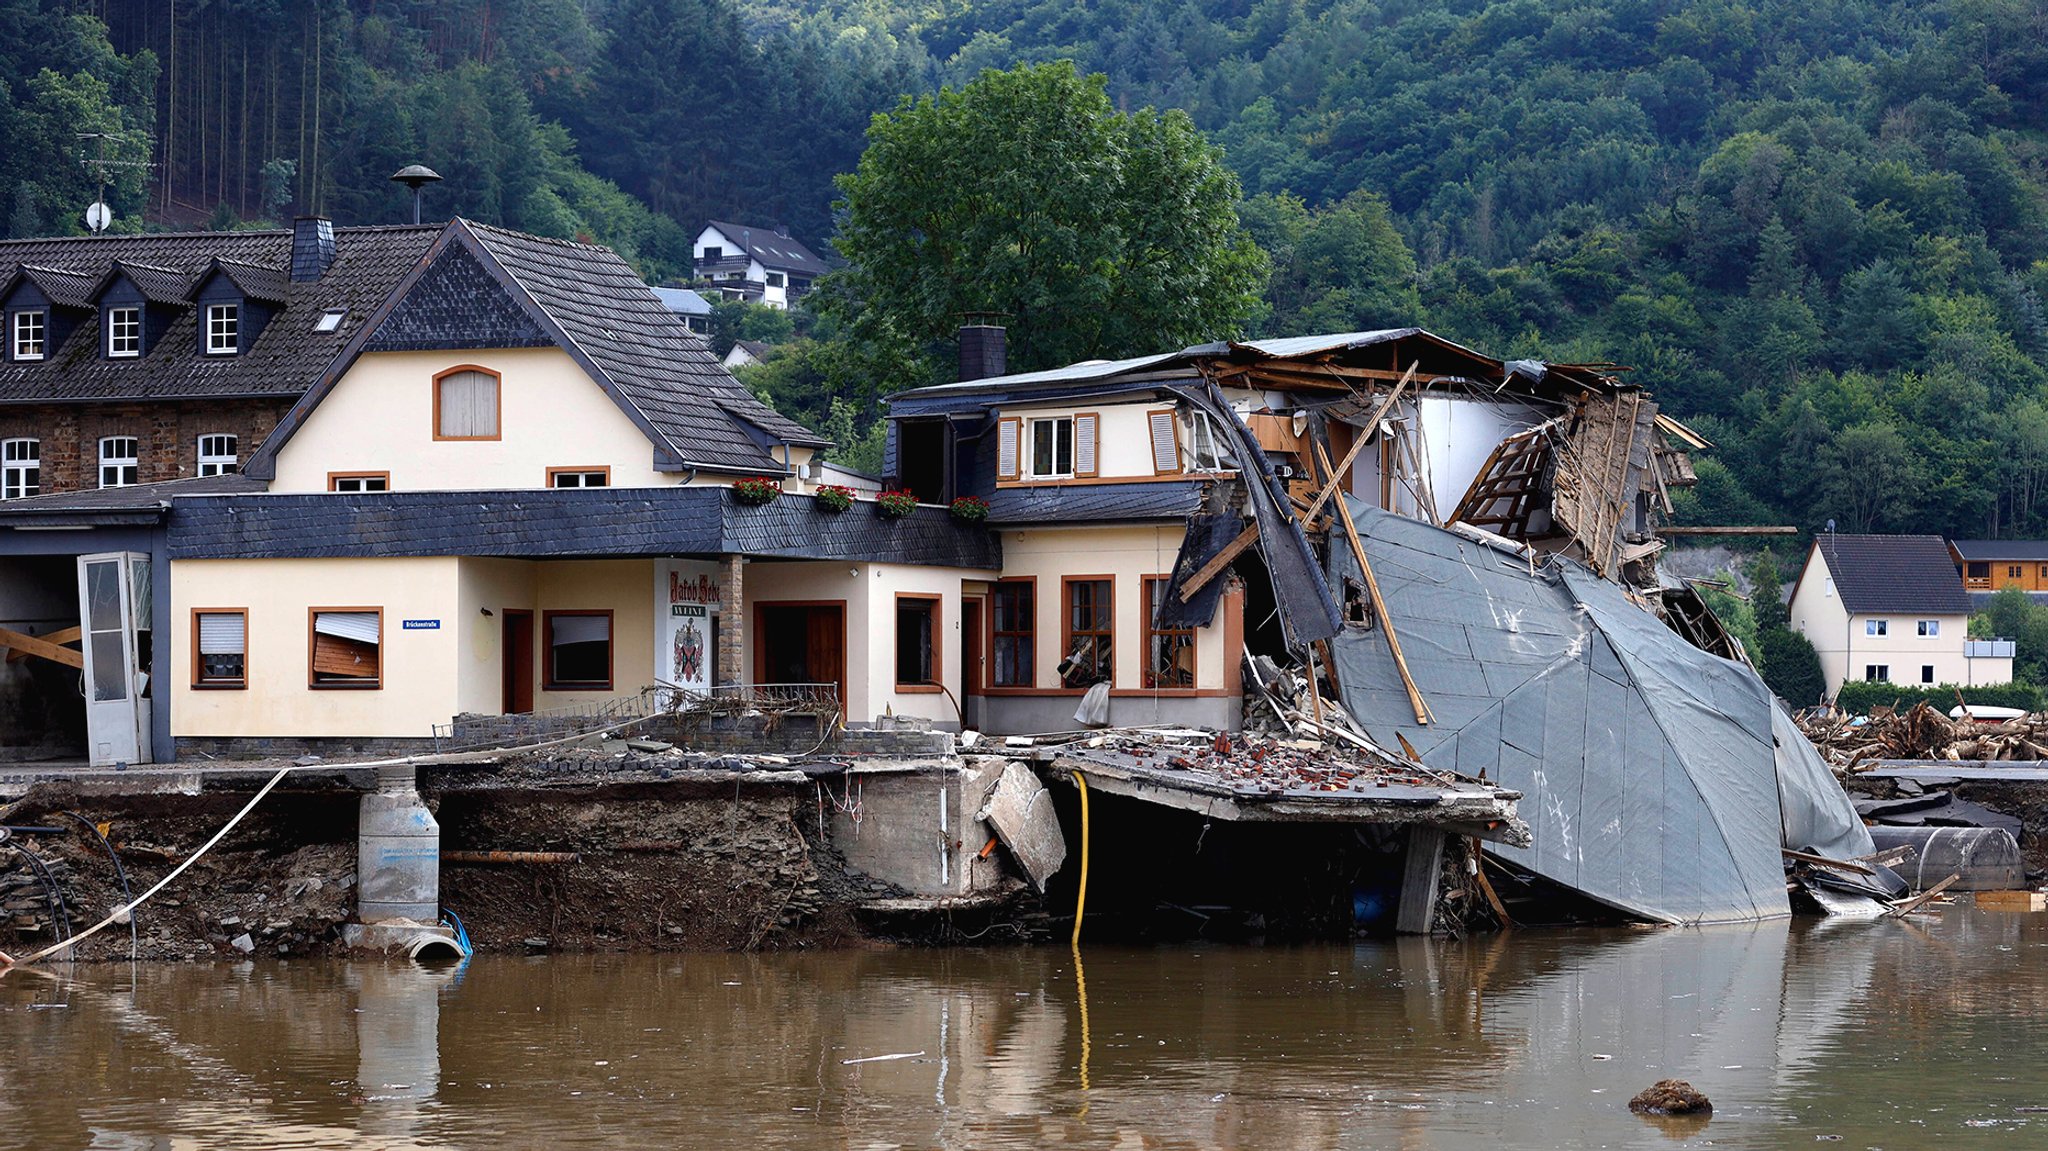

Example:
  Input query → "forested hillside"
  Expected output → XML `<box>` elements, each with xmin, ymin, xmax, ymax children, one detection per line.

<box><xmin>5</xmin><ymin>0</ymin><xmax>2048</xmax><ymax>538</ymax></box>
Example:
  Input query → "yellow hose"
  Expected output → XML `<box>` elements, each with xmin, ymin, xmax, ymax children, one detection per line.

<box><xmin>1071</xmin><ymin>771</ymin><xmax>1091</xmax><ymax>947</ymax></box>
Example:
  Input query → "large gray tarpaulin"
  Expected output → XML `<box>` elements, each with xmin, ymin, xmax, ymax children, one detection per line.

<box><xmin>1325</xmin><ymin>504</ymin><xmax>1873</xmax><ymax>923</ymax></box>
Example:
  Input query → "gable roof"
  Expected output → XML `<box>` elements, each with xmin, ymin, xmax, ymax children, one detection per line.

<box><xmin>1805</xmin><ymin>534</ymin><xmax>1973</xmax><ymax>615</ymax></box>
<box><xmin>703</xmin><ymin>221</ymin><xmax>829</xmax><ymax>276</ymax></box>
<box><xmin>246</xmin><ymin>218</ymin><xmax>827</xmax><ymax>480</ymax></box>
<box><xmin>1950</xmin><ymin>539</ymin><xmax>2048</xmax><ymax>563</ymax></box>
<box><xmin>7</xmin><ymin>265</ymin><xmax>100</xmax><ymax>310</ymax></box>
<box><xmin>0</xmin><ymin>224</ymin><xmax>437</xmax><ymax>405</ymax></box>
<box><xmin>195</xmin><ymin>256</ymin><xmax>290</xmax><ymax>304</ymax></box>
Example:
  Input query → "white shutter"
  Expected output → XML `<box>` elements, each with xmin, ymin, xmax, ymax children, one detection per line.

<box><xmin>1074</xmin><ymin>413</ymin><xmax>1099</xmax><ymax>478</ymax></box>
<box><xmin>996</xmin><ymin>417</ymin><xmax>1021</xmax><ymax>481</ymax></box>
<box><xmin>313</xmin><ymin>611</ymin><xmax>381</xmax><ymax>644</ymax></box>
<box><xmin>198</xmin><ymin>612</ymin><xmax>245</xmax><ymax>654</ymax></box>
<box><xmin>1148</xmin><ymin>409</ymin><xmax>1181</xmax><ymax>474</ymax></box>
<box><xmin>551</xmin><ymin>614</ymin><xmax>611</xmax><ymax>646</ymax></box>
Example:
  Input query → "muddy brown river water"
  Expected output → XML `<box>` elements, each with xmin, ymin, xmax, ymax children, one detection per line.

<box><xmin>4</xmin><ymin>906</ymin><xmax>2046</xmax><ymax>1149</ymax></box>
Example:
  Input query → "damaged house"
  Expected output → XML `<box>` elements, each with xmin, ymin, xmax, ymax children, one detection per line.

<box><xmin>886</xmin><ymin>328</ymin><xmax>1881</xmax><ymax>924</ymax></box>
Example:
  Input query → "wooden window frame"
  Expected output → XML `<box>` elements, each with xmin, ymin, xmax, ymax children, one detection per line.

<box><xmin>1141</xmin><ymin>575</ymin><xmax>1198</xmax><ymax>692</ymax></box>
<box><xmin>307</xmin><ymin>606</ymin><xmax>383</xmax><ymax>690</ymax></box>
<box><xmin>987</xmin><ymin>576</ymin><xmax>1037</xmax><ymax>690</ymax></box>
<box><xmin>432</xmin><ymin>364</ymin><xmax>504</xmax><ymax>442</ymax></box>
<box><xmin>1147</xmin><ymin>408</ymin><xmax>1182</xmax><ymax>475</ymax></box>
<box><xmin>893</xmin><ymin>593</ymin><xmax>944</xmax><ymax>693</ymax></box>
<box><xmin>191</xmin><ymin>607</ymin><xmax>248</xmax><ymax>689</ymax></box>
<box><xmin>546</xmin><ymin>465</ymin><xmax>612</xmax><ymax>488</ymax></box>
<box><xmin>1059</xmin><ymin>575</ymin><xmax>1116</xmax><ymax>690</ymax></box>
<box><xmin>542</xmin><ymin>609</ymin><xmax>615</xmax><ymax>692</ymax></box>
<box><xmin>1073</xmin><ymin>411</ymin><xmax>1100</xmax><ymax>479</ymax></box>
<box><xmin>327</xmin><ymin>471</ymin><xmax>391</xmax><ymax>493</ymax></box>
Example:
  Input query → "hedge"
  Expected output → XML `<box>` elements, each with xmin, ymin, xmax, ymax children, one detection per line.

<box><xmin>1833</xmin><ymin>681</ymin><xmax>2045</xmax><ymax>716</ymax></box>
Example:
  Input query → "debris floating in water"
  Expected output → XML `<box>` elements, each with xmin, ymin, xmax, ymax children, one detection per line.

<box><xmin>1628</xmin><ymin>1079</ymin><xmax>1712</xmax><ymax>1115</ymax></box>
<box><xmin>841</xmin><ymin>1051</ymin><xmax>926</xmax><ymax>1065</ymax></box>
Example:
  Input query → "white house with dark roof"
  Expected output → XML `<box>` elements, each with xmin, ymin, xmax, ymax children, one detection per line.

<box><xmin>1788</xmin><ymin>533</ymin><xmax>2012</xmax><ymax>699</ymax></box>
<box><xmin>691</xmin><ymin>221</ymin><xmax>827</xmax><ymax>309</ymax></box>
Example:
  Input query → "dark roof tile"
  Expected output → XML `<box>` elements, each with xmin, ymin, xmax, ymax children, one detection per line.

<box><xmin>984</xmin><ymin>481</ymin><xmax>1208</xmax><ymax>525</ymax></box>
<box><xmin>1814</xmin><ymin>534</ymin><xmax>1972</xmax><ymax>614</ymax></box>
<box><xmin>704</xmin><ymin>221</ymin><xmax>829</xmax><ymax>276</ymax></box>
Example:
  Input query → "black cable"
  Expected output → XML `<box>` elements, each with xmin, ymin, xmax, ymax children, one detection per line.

<box><xmin>63</xmin><ymin>811</ymin><xmax>138</xmax><ymax>961</ymax></box>
<box><xmin>10</xmin><ymin>842</ymin><xmax>73</xmax><ymax>943</ymax></box>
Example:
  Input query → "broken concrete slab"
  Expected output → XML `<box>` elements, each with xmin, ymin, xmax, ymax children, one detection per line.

<box><xmin>985</xmin><ymin>762</ymin><xmax>1067</xmax><ymax>892</ymax></box>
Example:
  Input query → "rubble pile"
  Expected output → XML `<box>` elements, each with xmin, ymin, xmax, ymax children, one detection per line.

<box><xmin>1104</xmin><ymin>728</ymin><xmax>1463</xmax><ymax>796</ymax></box>
<box><xmin>1799</xmin><ymin>703</ymin><xmax>2048</xmax><ymax>772</ymax></box>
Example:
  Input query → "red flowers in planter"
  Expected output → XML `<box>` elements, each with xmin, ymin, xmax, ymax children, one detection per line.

<box><xmin>731</xmin><ymin>476</ymin><xmax>783</xmax><ymax>505</ymax></box>
<box><xmin>875</xmin><ymin>489</ymin><xmax>918</xmax><ymax>518</ymax></box>
<box><xmin>949</xmin><ymin>495</ymin><xmax>990</xmax><ymax>522</ymax></box>
<box><xmin>814</xmin><ymin>483</ymin><xmax>856</xmax><ymax>512</ymax></box>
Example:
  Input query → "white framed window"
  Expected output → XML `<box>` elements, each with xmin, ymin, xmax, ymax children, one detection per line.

<box><xmin>1864</xmin><ymin>664</ymin><xmax>1890</xmax><ymax>682</ymax></box>
<box><xmin>98</xmin><ymin>436</ymin><xmax>138</xmax><ymax>488</ymax></box>
<box><xmin>548</xmin><ymin>467</ymin><xmax>610</xmax><ymax>488</ymax></box>
<box><xmin>1029</xmin><ymin>417</ymin><xmax>1074</xmax><ymax>479</ymax></box>
<box><xmin>1</xmin><ymin>437</ymin><xmax>39</xmax><ymax>499</ymax></box>
<box><xmin>106</xmin><ymin>307</ymin><xmax>141</xmax><ymax>357</ymax></box>
<box><xmin>205</xmin><ymin>303</ymin><xmax>239</xmax><ymax>354</ymax></box>
<box><xmin>328</xmin><ymin>472</ymin><xmax>390</xmax><ymax>493</ymax></box>
<box><xmin>1866</xmin><ymin>619</ymin><xmax>1888</xmax><ymax>637</ymax></box>
<box><xmin>1186</xmin><ymin>411</ymin><xmax>1226</xmax><ymax>471</ymax></box>
<box><xmin>1921</xmin><ymin>665</ymin><xmax>1936</xmax><ymax>684</ymax></box>
<box><xmin>197</xmin><ymin>433</ymin><xmax>238</xmax><ymax>477</ymax></box>
<box><xmin>1916</xmin><ymin>619</ymin><xmax>1939</xmax><ymax>637</ymax></box>
<box><xmin>12</xmin><ymin>310</ymin><xmax>46</xmax><ymax>361</ymax></box>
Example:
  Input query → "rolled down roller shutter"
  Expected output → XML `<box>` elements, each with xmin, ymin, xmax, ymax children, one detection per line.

<box><xmin>198</xmin><ymin>612</ymin><xmax>245</xmax><ymax>654</ymax></box>
<box><xmin>997</xmin><ymin>416</ymin><xmax>1021</xmax><ymax>481</ymax></box>
<box><xmin>1075</xmin><ymin>412</ymin><xmax>1099</xmax><ymax>478</ymax></box>
<box><xmin>1148</xmin><ymin>409</ymin><xmax>1181</xmax><ymax>474</ymax></box>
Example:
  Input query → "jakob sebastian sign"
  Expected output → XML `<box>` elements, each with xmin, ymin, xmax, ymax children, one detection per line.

<box><xmin>655</xmin><ymin>560</ymin><xmax>722</xmax><ymax>693</ymax></box>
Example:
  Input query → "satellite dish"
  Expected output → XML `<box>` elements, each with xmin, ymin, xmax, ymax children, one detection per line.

<box><xmin>84</xmin><ymin>201</ymin><xmax>114</xmax><ymax>234</ymax></box>
<box><xmin>1825</xmin><ymin>519</ymin><xmax>1836</xmax><ymax>533</ymax></box>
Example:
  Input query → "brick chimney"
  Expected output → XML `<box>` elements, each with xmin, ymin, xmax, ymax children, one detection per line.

<box><xmin>291</xmin><ymin>216</ymin><xmax>336</xmax><ymax>282</ymax></box>
<box><xmin>958</xmin><ymin>323</ymin><xmax>1007</xmax><ymax>382</ymax></box>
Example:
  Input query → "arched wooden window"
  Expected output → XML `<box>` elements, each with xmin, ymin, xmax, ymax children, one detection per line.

<box><xmin>434</xmin><ymin>365</ymin><xmax>501</xmax><ymax>440</ymax></box>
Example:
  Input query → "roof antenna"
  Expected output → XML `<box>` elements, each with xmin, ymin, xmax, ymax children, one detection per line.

<box><xmin>389</xmin><ymin>164</ymin><xmax>442</xmax><ymax>225</ymax></box>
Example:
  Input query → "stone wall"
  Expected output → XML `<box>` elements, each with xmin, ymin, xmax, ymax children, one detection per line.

<box><xmin>0</xmin><ymin>398</ymin><xmax>289</xmax><ymax>493</ymax></box>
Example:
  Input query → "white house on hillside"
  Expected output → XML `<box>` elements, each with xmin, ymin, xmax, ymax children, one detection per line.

<box><xmin>692</xmin><ymin>222</ymin><xmax>827</xmax><ymax>310</ymax></box>
<box><xmin>1788</xmin><ymin>533</ymin><xmax>2013</xmax><ymax>700</ymax></box>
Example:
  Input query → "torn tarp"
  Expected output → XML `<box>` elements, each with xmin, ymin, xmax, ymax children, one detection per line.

<box><xmin>1171</xmin><ymin>379</ymin><xmax>1340</xmax><ymax>647</ymax></box>
<box><xmin>1325</xmin><ymin>503</ymin><xmax>1874</xmax><ymax>924</ymax></box>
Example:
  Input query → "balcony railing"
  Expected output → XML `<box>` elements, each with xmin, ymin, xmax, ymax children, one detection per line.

<box><xmin>1966</xmin><ymin>638</ymin><xmax>2017</xmax><ymax>658</ymax></box>
<box><xmin>694</xmin><ymin>255</ymin><xmax>753</xmax><ymax>275</ymax></box>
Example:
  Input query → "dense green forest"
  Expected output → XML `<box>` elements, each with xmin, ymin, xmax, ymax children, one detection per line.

<box><xmin>5</xmin><ymin>0</ymin><xmax>2048</xmax><ymax>542</ymax></box>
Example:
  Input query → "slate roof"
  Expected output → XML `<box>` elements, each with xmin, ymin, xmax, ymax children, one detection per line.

<box><xmin>983</xmin><ymin>481</ymin><xmax>1209</xmax><ymax>526</ymax></box>
<box><xmin>164</xmin><ymin>487</ymin><xmax>1000</xmax><ymax>569</ymax></box>
<box><xmin>704</xmin><ymin>221</ymin><xmax>829</xmax><ymax>276</ymax></box>
<box><xmin>464</xmin><ymin>222</ymin><xmax>828</xmax><ymax>469</ymax></box>
<box><xmin>0</xmin><ymin>224</ymin><xmax>439</xmax><ymax>404</ymax></box>
<box><xmin>1812</xmin><ymin>534</ymin><xmax>1973</xmax><ymax>614</ymax></box>
<box><xmin>15</xmin><ymin>266</ymin><xmax>100</xmax><ymax>309</ymax></box>
<box><xmin>203</xmin><ymin>257</ymin><xmax>289</xmax><ymax>303</ymax></box>
<box><xmin>1951</xmin><ymin>539</ymin><xmax>2048</xmax><ymax>563</ymax></box>
<box><xmin>0</xmin><ymin>474</ymin><xmax>265</xmax><ymax>525</ymax></box>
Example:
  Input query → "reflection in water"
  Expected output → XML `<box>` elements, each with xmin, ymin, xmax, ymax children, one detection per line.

<box><xmin>5</xmin><ymin>907</ymin><xmax>2048</xmax><ymax>1149</ymax></box>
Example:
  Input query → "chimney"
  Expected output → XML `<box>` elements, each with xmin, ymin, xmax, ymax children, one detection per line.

<box><xmin>958</xmin><ymin>323</ymin><xmax>1007</xmax><ymax>382</ymax></box>
<box><xmin>291</xmin><ymin>216</ymin><xmax>336</xmax><ymax>282</ymax></box>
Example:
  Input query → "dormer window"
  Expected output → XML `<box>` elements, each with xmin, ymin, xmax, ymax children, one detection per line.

<box><xmin>107</xmin><ymin>307</ymin><xmax>141</xmax><ymax>357</ymax></box>
<box><xmin>12</xmin><ymin>310</ymin><xmax>46</xmax><ymax>361</ymax></box>
<box><xmin>205</xmin><ymin>303</ymin><xmax>239</xmax><ymax>354</ymax></box>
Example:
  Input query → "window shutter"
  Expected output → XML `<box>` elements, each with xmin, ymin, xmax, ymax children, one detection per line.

<box><xmin>437</xmin><ymin>370</ymin><xmax>500</xmax><ymax>438</ymax></box>
<box><xmin>313</xmin><ymin>611</ymin><xmax>381</xmax><ymax>644</ymax></box>
<box><xmin>1074</xmin><ymin>413</ymin><xmax>1099</xmax><ymax>478</ymax></box>
<box><xmin>996</xmin><ymin>417</ymin><xmax>1021</xmax><ymax>481</ymax></box>
<box><xmin>1148</xmin><ymin>409</ymin><xmax>1181</xmax><ymax>474</ymax></box>
<box><xmin>198</xmin><ymin>613</ymin><xmax>245</xmax><ymax>654</ymax></box>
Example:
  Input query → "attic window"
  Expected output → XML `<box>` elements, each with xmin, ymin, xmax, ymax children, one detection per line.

<box><xmin>314</xmin><ymin>308</ymin><xmax>345</xmax><ymax>333</ymax></box>
<box><xmin>434</xmin><ymin>367</ymin><xmax>501</xmax><ymax>440</ymax></box>
<box><xmin>12</xmin><ymin>310</ymin><xmax>45</xmax><ymax>361</ymax></box>
<box><xmin>205</xmin><ymin>304</ymin><xmax>239</xmax><ymax>354</ymax></box>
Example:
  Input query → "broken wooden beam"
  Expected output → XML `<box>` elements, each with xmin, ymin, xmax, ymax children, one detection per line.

<box><xmin>1314</xmin><ymin>442</ymin><xmax>1433</xmax><ymax>726</ymax></box>
<box><xmin>4</xmin><ymin>625</ymin><xmax>79</xmax><ymax>664</ymax></box>
<box><xmin>1654</xmin><ymin>526</ymin><xmax>1799</xmax><ymax>535</ymax></box>
<box><xmin>0</xmin><ymin>626</ymin><xmax>84</xmax><ymax>670</ymax></box>
<box><xmin>1178</xmin><ymin>522</ymin><xmax>1260</xmax><ymax>602</ymax></box>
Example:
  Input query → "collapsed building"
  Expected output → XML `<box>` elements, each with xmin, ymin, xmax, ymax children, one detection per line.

<box><xmin>887</xmin><ymin>328</ymin><xmax>1886</xmax><ymax>924</ymax></box>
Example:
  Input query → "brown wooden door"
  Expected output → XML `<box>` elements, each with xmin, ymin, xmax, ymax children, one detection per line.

<box><xmin>502</xmin><ymin>610</ymin><xmax>533</xmax><ymax>714</ymax></box>
<box><xmin>806</xmin><ymin>606</ymin><xmax>844</xmax><ymax>691</ymax></box>
<box><xmin>961</xmin><ymin>598</ymin><xmax>983</xmax><ymax>693</ymax></box>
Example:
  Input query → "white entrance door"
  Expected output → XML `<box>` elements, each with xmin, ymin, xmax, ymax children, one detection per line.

<box><xmin>77</xmin><ymin>551</ymin><xmax>151</xmax><ymax>766</ymax></box>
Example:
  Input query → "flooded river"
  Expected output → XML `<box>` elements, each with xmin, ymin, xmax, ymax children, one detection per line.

<box><xmin>5</xmin><ymin>907</ymin><xmax>2047</xmax><ymax>1149</ymax></box>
